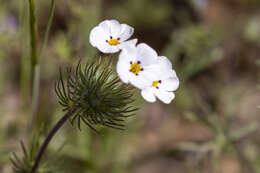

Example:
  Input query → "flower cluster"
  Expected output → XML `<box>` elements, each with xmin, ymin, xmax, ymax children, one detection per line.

<box><xmin>90</xmin><ymin>19</ymin><xmax>179</xmax><ymax>104</ymax></box>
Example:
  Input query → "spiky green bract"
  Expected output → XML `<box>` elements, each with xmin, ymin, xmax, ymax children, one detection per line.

<box><xmin>55</xmin><ymin>60</ymin><xmax>137</xmax><ymax>132</ymax></box>
<box><xmin>11</xmin><ymin>138</ymin><xmax>53</xmax><ymax>173</ymax></box>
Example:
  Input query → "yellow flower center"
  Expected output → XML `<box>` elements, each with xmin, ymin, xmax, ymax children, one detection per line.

<box><xmin>152</xmin><ymin>80</ymin><xmax>161</xmax><ymax>89</ymax></box>
<box><xmin>108</xmin><ymin>38</ymin><xmax>119</xmax><ymax>46</ymax></box>
<box><xmin>130</xmin><ymin>61</ymin><xmax>143</xmax><ymax>75</ymax></box>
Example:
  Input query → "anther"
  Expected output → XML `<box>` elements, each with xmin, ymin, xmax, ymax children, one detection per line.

<box><xmin>159</xmin><ymin>80</ymin><xmax>162</xmax><ymax>83</ymax></box>
<box><xmin>141</xmin><ymin>68</ymin><xmax>144</xmax><ymax>71</ymax></box>
<box><xmin>110</xmin><ymin>36</ymin><xmax>113</xmax><ymax>39</ymax></box>
<box><xmin>130</xmin><ymin>61</ymin><xmax>132</xmax><ymax>64</ymax></box>
<box><xmin>137</xmin><ymin>61</ymin><xmax>141</xmax><ymax>64</ymax></box>
<box><xmin>117</xmin><ymin>38</ymin><xmax>120</xmax><ymax>40</ymax></box>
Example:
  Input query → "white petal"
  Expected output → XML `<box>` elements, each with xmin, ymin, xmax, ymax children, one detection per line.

<box><xmin>108</xmin><ymin>20</ymin><xmax>122</xmax><ymax>36</ymax></box>
<box><xmin>140</xmin><ymin>64</ymin><xmax>162</xmax><ymax>81</ymax></box>
<box><xmin>155</xmin><ymin>90</ymin><xmax>175</xmax><ymax>104</ymax></box>
<box><xmin>96</xmin><ymin>43</ymin><xmax>120</xmax><ymax>53</ymax></box>
<box><xmin>99</xmin><ymin>20</ymin><xmax>121</xmax><ymax>36</ymax></box>
<box><xmin>152</xmin><ymin>56</ymin><xmax>177</xmax><ymax>79</ymax></box>
<box><xmin>141</xmin><ymin>88</ymin><xmax>156</xmax><ymax>103</ymax></box>
<box><xmin>157</xmin><ymin>56</ymin><xmax>172</xmax><ymax>69</ymax></box>
<box><xmin>118</xmin><ymin>45</ymin><xmax>137</xmax><ymax>62</ymax></box>
<box><xmin>160</xmin><ymin>77</ymin><xmax>179</xmax><ymax>91</ymax></box>
<box><xmin>159</xmin><ymin>69</ymin><xmax>178</xmax><ymax>80</ymax></box>
<box><xmin>168</xmin><ymin>69</ymin><xmax>177</xmax><ymax>78</ymax></box>
<box><xmin>116</xmin><ymin>59</ymin><xmax>131</xmax><ymax>83</ymax></box>
<box><xmin>136</xmin><ymin>43</ymin><xmax>158</xmax><ymax>66</ymax></box>
<box><xmin>118</xmin><ymin>39</ymin><xmax>137</xmax><ymax>50</ymax></box>
<box><xmin>98</xmin><ymin>20</ymin><xmax>110</xmax><ymax>35</ymax></box>
<box><xmin>129</xmin><ymin>74</ymin><xmax>151</xmax><ymax>89</ymax></box>
<box><xmin>146</xmin><ymin>67</ymin><xmax>177</xmax><ymax>82</ymax></box>
<box><xmin>117</xmin><ymin>24</ymin><xmax>134</xmax><ymax>41</ymax></box>
<box><xmin>89</xmin><ymin>26</ymin><xmax>108</xmax><ymax>47</ymax></box>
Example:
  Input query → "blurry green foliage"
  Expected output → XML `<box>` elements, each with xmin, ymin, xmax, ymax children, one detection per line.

<box><xmin>164</xmin><ymin>25</ymin><xmax>224</xmax><ymax>81</ymax></box>
<box><xmin>53</xmin><ymin>32</ymin><xmax>72</xmax><ymax>61</ymax></box>
<box><xmin>106</xmin><ymin>0</ymin><xmax>172</xmax><ymax>28</ymax></box>
<box><xmin>244</xmin><ymin>15</ymin><xmax>260</xmax><ymax>45</ymax></box>
<box><xmin>68</xmin><ymin>0</ymin><xmax>101</xmax><ymax>58</ymax></box>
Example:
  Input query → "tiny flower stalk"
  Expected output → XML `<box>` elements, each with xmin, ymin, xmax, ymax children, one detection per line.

<box><xmin>28</xmin><ymin>0</ymin><xmax>38</xmax><ymax>68</ymax></box>
<box><xmin>28</xmin><ymin>0</ymin><xmax>40</xmax><ymax>131</ymax></box>
<box><xmin>28</xmin><ymin>61</ymin><xmax>137</xmax><ymax>173</ymax></box>
<box><xmin>29</xmin><ymin>0</ymin><xmax>55</xmax><ymax>131</ymax></box>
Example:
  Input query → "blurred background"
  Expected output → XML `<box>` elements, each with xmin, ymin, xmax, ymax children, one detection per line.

<box><xmin>0</xmin><ymin>0</ymin><xmax>260</xmax><ymax>173</ymax></box>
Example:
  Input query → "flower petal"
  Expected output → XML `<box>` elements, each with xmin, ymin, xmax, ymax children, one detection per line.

<box><xmin>117</xmin><ymin>24</ymin><xmax>134</xmax><ymax>41</ymax></box>
<box><xmin>157</xmin><ymin>56</ymin><xmax>172</xmax><ymax>69</ymax></box>
<box><xmin>116</xmin><ymin>58</ymin><xmax>131</xmax><ymax>83</ymax></box>
<box><xmin>99</xmin><ymin>20</ymin><xmax>121</xmax><ymax>36</ymax></box>
<box><xmin>118</xmin><ymin>44</ymin><xmax>137</xmax><ymax>62</ymax></box>
<box><xmin>136</xmin><ymin>43</ymin><xmax>158</xmax><ymax>66</ymax></box>
<box><xmin>154</xmin><ymin>90</ymin><xmax>175</xmax><ymax>104</ymax></box>
<box><xmin>129</xmin><ymin>74</ymin><xmax>151</xmax><ymax>89</ymax></box>
<box><xmin>108</xmin><ymin>20</ymin><xmax>122</xmax><ymax>36</ymax></box>
<box><xmin>140</xmin><ymin>64</ymin><xmax>162</xmax><ymax>81</ymax></box>
<box><xmin>152</xmin><ymin>56</ymin><xmax>177</xmax><ymax>79</ymax></box>
<box><xmin>141</xmin><ymin>87</ymin><xmax>156</xmax><ymax>102</ymax></box>
<box><xmin>89</xmin><ymin>26</ymin><xmax>108</xmax><ymax>47</ymax></box>
<box><xmin>96</xmin><ymin>43</ymin><xmax>120</xmax><ymax>53</ymax></box>
<box><xmin>98</xmin><ymin>20</ymin><xmax>109</xmax><ymax>34</ymax></box>
<box><xmin>118</xmin><ymin>39</ymin><xmax>137</xmax><ymax>50</ymax></box>
<box><xmin>160</xmin><ymin>77</ymin><xmax>179</xmax><ymax>91</ymax></box>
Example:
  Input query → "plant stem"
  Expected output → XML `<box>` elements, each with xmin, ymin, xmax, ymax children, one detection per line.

<box><xmin>19</xmin><ymin>0</ymin><xmax>30</xmax><ymax>110</ymax></box>
<box><xmin>29</xmin><ymin>0</ymin><xmax>38</xmax><ymax>68</ymax></box>
<box><xmin>30</xmin><ymin>108</ymin><xmax>77</xmax><ymax>173</ymax></box>
<box><xmin>28</xmin><ymin>0</ymin><xmax>40</xmax><ymax>130</ymax></box>
<box><xmin>39</xmin><ymin>0</ymin><xmax>55</xmax><ymax>58</ymax></box>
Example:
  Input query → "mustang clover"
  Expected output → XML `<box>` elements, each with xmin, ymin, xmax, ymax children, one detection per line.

<box><xmin>90</xmin><ymin>19</ymin><xmax>179</xmax><ymax>104</ymax></box>
<box><xmin>12</xmin><ymin>18</ymin><xmax>180</xmax><ymax>173</ymax></box>
<box><xmin>90</xmin><ymin>20</ymin><xmax>137</xmax><ymax>53</ymax></box>
<box><xmin>140</xmin><ymin>56</ymin><xmax>179</xmax><ymax>104</ymax></box>
<box><xmin>116</xmin><ymin>43</ymin><xmax>159</xmax><ymax>89</ymax></box>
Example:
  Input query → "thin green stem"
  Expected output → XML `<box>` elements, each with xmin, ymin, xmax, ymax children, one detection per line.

<box><xmin>29</xmin><ymin>0</ymin><xmax>38</xmax><ymax>68</ymax></box>
<box><xmin>30</xmin><ymin>108</ymin><xmax>77</xmax><ymax>173</ymax></box>
<box><xmin>33</xmin><ymin>0</ymin><xmax>55</xmax><ymax>130</ymax></box>
<box><xmin>39</xmin><ymin>0</ymin><xmax>55</xmax><ymax>58</ymax></box>
<box><xmin>28</xmin><ymin>0</ymin><xmax>40</xmax><ymax>130</ymax></box>
<box><xmin>31</xmin><ymin>65</ymin><xmax>40</xmax><ymax>128</ymax></box>
<box><xmin>19</xmin><ymin>0</ymin><xmax>30</xmax><ymax>109</ymax></box>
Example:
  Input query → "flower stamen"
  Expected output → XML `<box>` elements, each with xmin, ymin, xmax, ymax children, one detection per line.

<box><xmin>107</xmin><ymin>36</ymin><xmax>119</xmax><ymax>46</ymax></box>
<box><xmin>130</xmin><ymin>61</ymin><xmax>142</xmax><ymax>75</ymax></box>
<box><xmin>152</xmin><ymin>80</ymin><xmax>161</xmax><ymax>89</ymax></box>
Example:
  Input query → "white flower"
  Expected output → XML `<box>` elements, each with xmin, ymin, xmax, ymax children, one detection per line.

<box><xmin>140</xmin><ymin>56</ymin><xmax>179</xmax><ymax>104</ymax></box>
<box><xmin>116</xmin><ymin>43</ymin><xmax>160</xmax><ymax>89</ymax></box>
<box><xmin>89</xmin><ymin>19</ymin><xmax>137</xmax><ymax>53</ymax></box>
